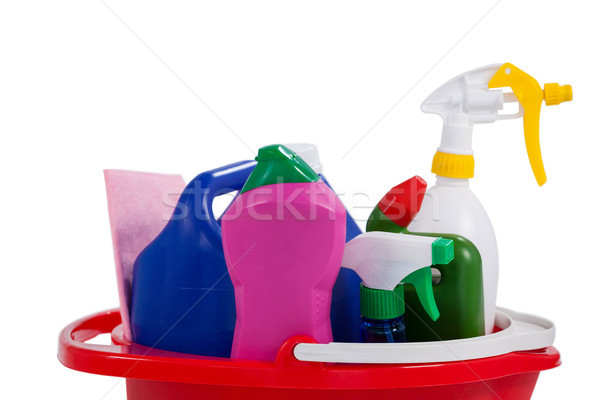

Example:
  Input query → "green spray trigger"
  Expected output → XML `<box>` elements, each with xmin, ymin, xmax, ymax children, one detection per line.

<box><xmin>401</xmin><ymin>268</ymin><xmax>439</xmax><ymax>321</ymax></box>
<box><xmin>400</xmin><ymin>237</ymin><xmax>453</xmax><ymax>321</ymax></box>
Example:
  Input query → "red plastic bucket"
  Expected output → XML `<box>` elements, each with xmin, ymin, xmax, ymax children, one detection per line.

<box><xmin>58</xmin><ymin>309</ymin><xmax>560</xmax><ymax>400</ymax></box>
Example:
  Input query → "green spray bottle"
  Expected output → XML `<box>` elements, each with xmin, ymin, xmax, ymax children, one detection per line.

<box><xmin>366</xmin><ymin>176</ymin><xmax>485</xmax><ymax>341</ymax></box>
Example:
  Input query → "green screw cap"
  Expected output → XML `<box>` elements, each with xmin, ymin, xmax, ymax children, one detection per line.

<box><xmin>432</xmin><ymin>237</ymin><xmax>454</xmax><ymax>265</ymax></box>
<box><xmin>240</xmin><ymin>144</ymin><xmax>319</xmax><ymax>193</ymax></box>
<box><xmin>360</xmin><ymin>283</ymin><xmax>404</xmax><ymax>320</ymax></box>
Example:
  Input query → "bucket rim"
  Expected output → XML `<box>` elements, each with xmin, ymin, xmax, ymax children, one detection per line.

<box><xmin>58</xmin><ymin>309</ymin><xmax>560</xmax><ymax>389</ymax></box>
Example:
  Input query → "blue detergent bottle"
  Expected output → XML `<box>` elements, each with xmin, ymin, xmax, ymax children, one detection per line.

<box><xmin>130</xmin><ymin>160</ymin><xmax>256</xmax><ymax>357</ymax></box>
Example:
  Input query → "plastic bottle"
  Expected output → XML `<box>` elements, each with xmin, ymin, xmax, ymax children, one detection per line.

<box><xmin>407</xmin><ymin>63</ymin><xmax>572</xmax><ymax>333</ymax></box>
<box><xmin>130</xmin><ymin>160</ymin><xmax>256</xmax><ymax>357</ymax></box>
<box><xmin>221</xmin><ymin>144</ymin><xmax>346</xmax><ymax>361</ymax></box>
<box><xmin>367</xmin><ymin>176</ymin><xmax>485</xmax><ymax>340</ymax></box>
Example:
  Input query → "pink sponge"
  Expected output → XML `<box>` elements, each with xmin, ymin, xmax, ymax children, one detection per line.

<box><xmin>104</xmin><ymin>169</ymin><xmax>186</xmax><ymax>340</ymax></box>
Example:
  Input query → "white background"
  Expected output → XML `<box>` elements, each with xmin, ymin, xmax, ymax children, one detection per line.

<box><xmin>0</xmin><ymin>1</ymin><xmax>596</xmax><ymax>399</ymax></box>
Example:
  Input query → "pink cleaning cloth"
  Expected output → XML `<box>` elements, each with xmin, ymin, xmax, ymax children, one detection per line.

<box><xmin>104</xmin><ymin>169</ymin><xmax>186</xmax><ymax>341</ymax></box>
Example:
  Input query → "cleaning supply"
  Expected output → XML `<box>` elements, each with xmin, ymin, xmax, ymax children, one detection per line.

<box><xmin>354</xmin><ymin>233</ymin><xmax>454</xmax><ymax>344</ymax></box>
<box><xmin>285</xmin><ymin>143</ymin><xmax>363</xmax><ymax>342</ymax></box>
<box><xmin>367</xmin><ymin>176</ymin><xmax>484</xmax><ymax>340</ymax></box>
<box><xmin>221</xmin><ymin>144</ymin><xmax>346</xmax><ymax>361</ymax></box>
<box><xmin>216</xmin><ymin>142</ymin><xmax>362</xmax><ymax>342</ymax></box>
<box><xmin>408</xmin><ymin>63</ymin><xmax>572</xmax><ymax>333</ymax></box>
<box><xmin>104</xmin><ymin>170</ymin><xmax>187</xmax><ymax>341</ymax></box>
<box><xmin>340</xmin><ymin>230</ymin><xmax>454</xmax><ymax>343</ymax></box>
<box><xmin>129</xmin><ymin>160</ymin><xmax>256</xmax><ymax>357</ymax></box>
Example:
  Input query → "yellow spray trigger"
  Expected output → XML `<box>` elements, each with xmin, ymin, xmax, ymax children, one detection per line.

<box><xmin>489</xmin><ymin>63</ymin><xmax>572</xmax><ymax>186</ymax></box>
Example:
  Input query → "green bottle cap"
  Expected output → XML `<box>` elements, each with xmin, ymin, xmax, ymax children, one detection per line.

<box><xmin>240</xmin><ymin>144</ymin><xmax>320</xmax><ymax>193</ymax></box>
<box><xmin>360</xmin><ymin>283</ymin><xmax>404</xmax><ymax>320</ymax></box>
<box><xmin>432</xmin><ymin>237</ymin><xmax>454</xmax><ymax>264</ymax></box>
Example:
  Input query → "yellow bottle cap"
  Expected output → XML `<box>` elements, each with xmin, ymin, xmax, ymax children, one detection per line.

<box><xmin>431</xmin><ymin>151</ymin><xmax>475</xmax><ymax>179</ymax></box>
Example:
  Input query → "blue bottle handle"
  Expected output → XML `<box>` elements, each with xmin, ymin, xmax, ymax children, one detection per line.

<box><xmin>193</xmin><ymin>160</ymin><xmax>257</xmax><ymax>239</ymax></box>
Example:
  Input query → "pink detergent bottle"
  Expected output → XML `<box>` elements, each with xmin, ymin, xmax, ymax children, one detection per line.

<box><xmin>221</xmin><ymin>144</ymin><xmax>346</xmax><ymax>361</ymax></box>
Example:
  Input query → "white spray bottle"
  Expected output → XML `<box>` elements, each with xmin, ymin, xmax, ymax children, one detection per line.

<box><xmin>408</xmin><ymin>63</ymin><xmax>572</xmax><ymax>333</ymax></box>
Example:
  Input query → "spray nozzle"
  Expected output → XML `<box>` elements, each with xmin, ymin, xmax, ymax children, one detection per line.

<box><xmin>423</xmin><ymin>63</ymin><xmax>572</xmax><ymax>185</ymax></box>
<box><xmin>544</xmin><ymin>83</ymin><xmax>573</xmax><ymax>106</ymax></box>
<box><xmin>341</xmin><ymin>231</ymin><xmax>454</xmax><ymax>321</ymax></box>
